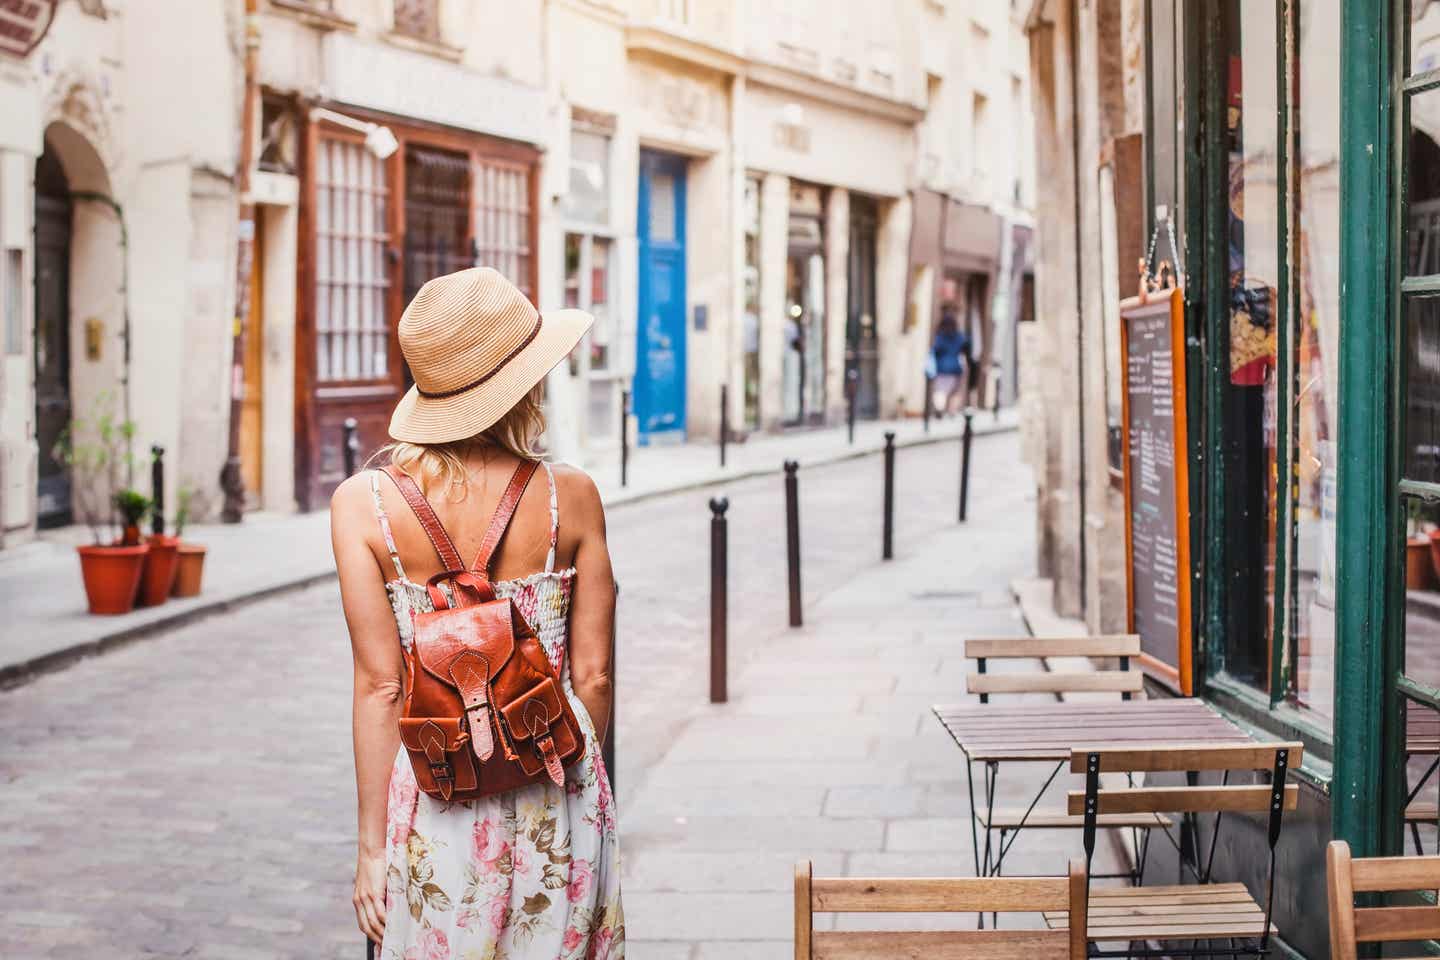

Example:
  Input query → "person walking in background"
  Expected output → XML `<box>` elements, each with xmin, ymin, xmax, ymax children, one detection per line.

<box><xmin>930</xmin><ymin>308</ymin><xmax>971</xmax><ymax>415</ymax></box>
<box><xmin>331</xmin><ymin>267</ymin><xmax>623</xmax><ymax>958</ymax></box>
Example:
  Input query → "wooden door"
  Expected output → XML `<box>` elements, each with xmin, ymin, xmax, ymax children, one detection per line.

<box><xmin>299</xmin><ymin>127</ymin><xmax>400</xmax><ymax>510</ymax></box>
<box><xmin>240</xmin><ymin>225</ymin><xmax>264</xmax><ymax>504</ymax></box>
<box><xmin>636</xmin><ymin>151</ymin><xmax>687</xmax><ymax>439</ymax></box>
<box><xmin>33</xmin><ymin>148</ymin><xmax>72</xmax><ymax>528</ymax></box>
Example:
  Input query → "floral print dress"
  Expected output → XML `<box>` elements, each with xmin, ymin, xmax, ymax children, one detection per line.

<box><xmin>369</xmin><ymin>466</ymin><xmax>624</xmax><ymax>960</ymax></box>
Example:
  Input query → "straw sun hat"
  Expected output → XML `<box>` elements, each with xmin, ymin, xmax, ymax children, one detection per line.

<box><xmin>388</xmin><ymin>267</ymin><xmax>593</xmax><ymax>444</ymax></box>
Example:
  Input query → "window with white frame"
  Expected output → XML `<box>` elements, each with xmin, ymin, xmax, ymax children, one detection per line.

<box><xmin>561</xmin><ymin>120</ymin><xmax>620</xmax><ymax>449</ymax></box>
<box><xmin>315</xmin><ymin>134</ymin><xmax>391</xmax><ymax>383</ymax></box>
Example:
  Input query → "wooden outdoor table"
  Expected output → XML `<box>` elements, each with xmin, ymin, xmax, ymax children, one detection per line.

<box><xmin>931</xmin><ymin>697</ymin><xmax>1251</xmax><ymax>879</ymax></box>
<box><xmin>932</xmin><ymin>697</ymin><xmax>1252</xmax><ymax>762</ymax></box>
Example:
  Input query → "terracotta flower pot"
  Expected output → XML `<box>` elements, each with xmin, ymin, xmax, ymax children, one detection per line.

<box><xmin>77</xmin><ymin>543</ymin><xmax>150</xmax><ymax>615</ymax></box>
<box><xmin>1410</xmin><ymin>537</ymin><xmax>1435</xmax><ymax>591</ymax></box>
<box><xmin>171</xmin><ymin>542</ymin><xmax>207</xmax><ymax>598</ymax></box>
<box><xmin>136</xmin><ymin>535</ymin><xmax>180</xmax><ymax>607</ymax></box>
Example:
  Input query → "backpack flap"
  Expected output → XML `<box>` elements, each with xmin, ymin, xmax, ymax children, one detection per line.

<box><xmin>499</xmin><ymin>677</ymin><xmax>582</xmax><ymax>787</ymax></box>
<box><xmin>411</xmin><ymin>600</ymin><xmax>518</xmax><ymax>689</ymax></box>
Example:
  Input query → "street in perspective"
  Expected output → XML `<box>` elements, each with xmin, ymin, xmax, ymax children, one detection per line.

<box><xmin>1</xmin><ymin>1</ymin><xmax>1433</xmax><ymax>960</ymax></box>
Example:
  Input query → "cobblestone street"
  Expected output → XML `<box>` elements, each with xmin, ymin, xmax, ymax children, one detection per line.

<box><xmin>0</xmin><ymin>431</ymin><xmax>1096</xmax><ymax>958</ymax></box>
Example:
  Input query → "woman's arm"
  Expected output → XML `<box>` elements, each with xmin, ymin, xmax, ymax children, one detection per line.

<box><xmin>562</xmin><ymin>470</ymin><xmax>616</xmax><ymax>744</ymax></box>
<box><xmin>331</xmin><ymin>475</ymin><xmax>405</xmax><ymax>944</ymax></box>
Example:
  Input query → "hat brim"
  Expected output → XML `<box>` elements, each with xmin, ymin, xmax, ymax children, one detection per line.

<box><xmin>388</xmin><ymin>307</ymin><xmax>594</xmax><ymax>444</ymax></box>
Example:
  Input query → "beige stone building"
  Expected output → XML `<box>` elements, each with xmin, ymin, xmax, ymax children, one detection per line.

<box><xmin>0</xmin><ymin>0</ymin><xmax>240</xmax><ymax>544</ymax></box>
<box><xmin>0</xmin><ymin>0</ymin><xmax>1035</xmax><ymax>538</ymax></box>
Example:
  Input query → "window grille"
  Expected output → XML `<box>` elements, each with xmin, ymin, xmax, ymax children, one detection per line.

<box><xmin>472</xmin><ymin>158</ymin><xmax>533</xmax><ymax>300</ymax></box>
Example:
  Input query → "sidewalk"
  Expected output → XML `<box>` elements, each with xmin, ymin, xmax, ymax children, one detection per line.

<box><xmin>0</xmin><ymin>409</ymin><xmax>1015</xmax><ymax>686</ymax></box>
<box><xmin>617</xmin><ymin>438</ymin><xmax>1122</xmax><ymax>957</ymax></box>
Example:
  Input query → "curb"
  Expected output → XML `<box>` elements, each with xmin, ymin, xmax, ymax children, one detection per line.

<box><xmin>1</xmin><ymin>421</ymin><xmax>1018</xmax><ymax>690</ymax></box>
<box><xmin>0</xmin><ymin>570</ymin><xmax>335</xmax><ymax>691</ymax></box>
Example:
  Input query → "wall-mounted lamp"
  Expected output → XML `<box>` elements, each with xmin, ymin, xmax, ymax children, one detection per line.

<box><xmin>309</xmin><ymin>107</ymin><xmax>399</xmax><ymax>159</ymax></box>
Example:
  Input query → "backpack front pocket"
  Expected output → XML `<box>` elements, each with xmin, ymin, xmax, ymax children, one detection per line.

<box><xmin>498</xmin><ymin>678</ymin><xmax>583</xmax><ymax>784</ymax></box>
<box><xmin>399</xmin><ymin>717</ymin><xmax>479</xmax><ymax>801</ymax></box>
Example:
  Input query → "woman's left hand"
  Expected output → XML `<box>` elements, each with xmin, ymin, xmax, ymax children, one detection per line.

<box><xmin>353</xmin><ymin>850</ymin><xmax>388</xmax><ymax>945</ymax></box>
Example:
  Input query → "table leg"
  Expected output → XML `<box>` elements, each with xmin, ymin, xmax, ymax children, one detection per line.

<box><xmin>965</xmin><ymin>756</ymin><xmax>982</xmax><ymax>879</ymax></box>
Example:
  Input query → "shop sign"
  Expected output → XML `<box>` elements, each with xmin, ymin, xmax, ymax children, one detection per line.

<box><xmin>0</xmin><ymin>0</ymin><xmax>56</xmax><ymax>60</ymax></box>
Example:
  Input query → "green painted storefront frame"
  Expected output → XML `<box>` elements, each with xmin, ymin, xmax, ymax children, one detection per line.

<box><xmin>1333</xmin><ymin>0</ymin><xmax>1400</xmax><ymax>858</ymax></box>
<box><xmin>1170</xmin><ymin>0</ymin><xmax>1401</xmax><ymax>856</ymax></box>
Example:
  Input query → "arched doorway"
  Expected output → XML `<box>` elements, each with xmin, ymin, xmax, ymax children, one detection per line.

<box><xmin>33</xmin><ymin>145</ymin><xmax>72</xmax><ymax>527</ymax></box>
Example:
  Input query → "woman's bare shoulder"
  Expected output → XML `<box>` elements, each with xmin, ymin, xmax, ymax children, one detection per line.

<box><xmin>549</xmin><ymin>462</ymin><xmax>606</xmax><ymax>532</ymax></box>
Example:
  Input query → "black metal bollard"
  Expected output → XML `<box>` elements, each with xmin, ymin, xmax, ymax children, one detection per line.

<box><xmin>620</xmin><ymin>389</ymin><xmax>630</xmax><ymax>488</ymax></box>
<box><xmin>719</xmin><ymin>384</ymin><xmax>729</xmax><ymax>468</ymax></box>
<box><xmin>959</xmin><ymin>409</ymin><xmax>975</xmax><ymax>523</ymax></box>
<box><xmin>784</xmin><ymin>460</ymin><xmax>802</xmax><ymax>628</ymax></box>
<box><xmin>343</xmin><ymin>417</ymin><xmax>360</xmax><ymax>477</ymax></box>
<box><xmin>992</xmin><ymin>368</ymin><xmax>1002</xmax><ymax>421</ymax></box>
<box><xmin>709</xmin><ymin>497</ymin><xmax>729</xmax><ymax>703</ymax></box>
<box><xmin>923</xmin><ymin>374</ymin><xmax>933</xmax><ymax>434</ymax></box>
<box><xmin>882</xmin><ymin>432</ymin><xmax>896</xmax><ymax>561</ymax></box>
<box><xmin>846</xmin><ymin>379</ymin><xmax>858</xmax><ymax>445</ymax></box>
<box><xmin>149</xmin><ymin>445</ymin><xmax>165</xmax><ymax>535</ymax></box>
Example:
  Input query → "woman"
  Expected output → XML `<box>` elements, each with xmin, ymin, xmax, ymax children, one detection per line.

<box><xmin>930</xmin><ymin>308</ymin><xmax>971</xmax><ymax>416</ymax></box>
<box><xmin>331</xmin><ymin>267</ymin><xmax>623</xmax><ymax>959</ymax></box>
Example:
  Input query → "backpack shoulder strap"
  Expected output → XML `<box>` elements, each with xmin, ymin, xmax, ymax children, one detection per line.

<box><xmin>381</xmin><ymin>465</ymin><xmax>466</xmax><ymax>572</ymax></box>
<box><xmin>470</xmin><ymin>460</ymin><xmax>540</xmax><ymax>577</ymax></box>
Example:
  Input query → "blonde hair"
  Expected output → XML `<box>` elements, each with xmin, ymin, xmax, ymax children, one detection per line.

<box><xmin>377</xmin><ymin>384</ymin><xmax>546</xmax><ymax>497</ymax></box>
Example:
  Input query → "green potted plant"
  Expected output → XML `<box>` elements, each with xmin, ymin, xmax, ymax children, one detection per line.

<box><xmin>55</xmin><ymin>398</ymin><xmax>151</xmax><ymax>615</ymax></box>
<box><xmin>114</xmin><ymin>488</ymin><xmax>150</xmax><ymax>546</ymax></box>
<box><xmin>170</xmin><ymin>485</ymin><xmax>208</xmax><ymax>598</ymax></box>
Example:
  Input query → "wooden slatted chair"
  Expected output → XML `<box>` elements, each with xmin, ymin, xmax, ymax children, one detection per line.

<box><xmin>1045</xmin><ymin>742</ymin><xmax>1303</xmax><ymax>957</ymax></box>
<box><xmin>794</xmin><ymin>859</ymin><xmax>1089</xmax><ymax>960</ymax></box>
<box><xmin>1327</xmin><ymin>839</ymin><xmax>1440</xmax><ymax>960</ymax></box>
<box><xmin>964</xmin><ymin>634</ymin><xmax>1168</xmax><ymax>878</ymax></box>
<box><xmin>965</xmin><ymin>635</ymin><xmax>1145</xmax><ymax>703</ymax></box>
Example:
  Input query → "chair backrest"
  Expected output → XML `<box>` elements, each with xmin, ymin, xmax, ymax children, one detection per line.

<box><xmin>1328</xmin><ymin>840</ymin><xmax>1440</xmax><ymax>960</ymax></box>
<box><xmin>794</xmin><ymin>859</ymin><xmax>1088</xmax><ymax>960</ymax></box>
<box><xmin>1069</xmin><ymin>741</ymin><xmax>1302</xmax><ymax>947</ymax></box>
<box><xmin>964</xmin><ymin>635</ymin><xmax>1143</xmax><ymax>702</ymax></box>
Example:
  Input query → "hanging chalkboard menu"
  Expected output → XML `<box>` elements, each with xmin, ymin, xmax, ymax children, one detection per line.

<box><xmin>1121</xmin><ymin>287</ymin><xmax>1193</xmax><ymax>694</ymax></box>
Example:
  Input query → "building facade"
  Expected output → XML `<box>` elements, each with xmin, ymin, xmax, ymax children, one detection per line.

<box><xmin>0</xmin><ymin>0</ymin><xmax>240</xmax><ymax>545</ymax></box>
<box><xmin>1025</xmin><ymin>2</ymin><xmax>1434</xmax><ymax>957</ymax></box>
<box><xmin>0</xmin><ymin>0</ymin><xmax>1035</xmax><ymax>540</ymax></box>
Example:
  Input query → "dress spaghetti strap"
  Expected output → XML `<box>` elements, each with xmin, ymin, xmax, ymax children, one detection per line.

<box><xmin>541</xmin><ymin>461</ymin><xmax>558</xmax><ymax>574</ymax></box>
<box><xmin>369</xmin><ymin>470</ymin><xmax>410</xmax><ymax>583</ymax></box>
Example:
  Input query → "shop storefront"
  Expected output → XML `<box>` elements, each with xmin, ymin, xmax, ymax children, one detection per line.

<box><xmin>743</xmin><ymin>78</ymin><xmax>921</xmax><ymax>429</ymax></box>
<box><xmin>1156</xmin><ymin>0</ymin><xmax>1437</xmax><ymax>953</ymax></box>
<box><xmin>909</xmin><ymin>190</ymin><xmax>1007</xmax><ymax>412</ymax></box>
<box><xmin>1029</xmin><ymin>2</ymin><xmax>1440</xmax><ymax>955</ymax></box>
<box><xmin>293</xmin><ymin>109</ymin><xmax>538</xmax><ymax>510</ymax></box>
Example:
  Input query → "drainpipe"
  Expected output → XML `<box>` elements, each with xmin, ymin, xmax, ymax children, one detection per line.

<box><xmin>220</xmin><ymin>0</ymin><xmax>261</xmax><ymax>522</ymax></box>
<box><xmin>71</xmin><ymin>190</ymin><xmax>133</xmax><ymax>485</ymax></box>
<box><xmin>1068</xmin><ymin>0</ymin><xmax>1088</xmax><ymax>616</ymax></box>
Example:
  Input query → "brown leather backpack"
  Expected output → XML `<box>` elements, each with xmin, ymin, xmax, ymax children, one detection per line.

<box><xmin>383</xmin><ymin>461</ymin><xmax>585</xmax><ymax>802</ymax></box>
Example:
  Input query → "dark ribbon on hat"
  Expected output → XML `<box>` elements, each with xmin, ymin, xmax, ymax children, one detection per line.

<box><xmin>414</xmin><ymin>314</ymin><xmax>545</xmax><ymax>400</ymax></box>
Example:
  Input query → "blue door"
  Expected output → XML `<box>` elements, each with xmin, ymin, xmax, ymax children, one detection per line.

<box><xmin>636</xmin><ymin>151</ymin><xmax>687</xmax><ymax>440</ymax></box>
